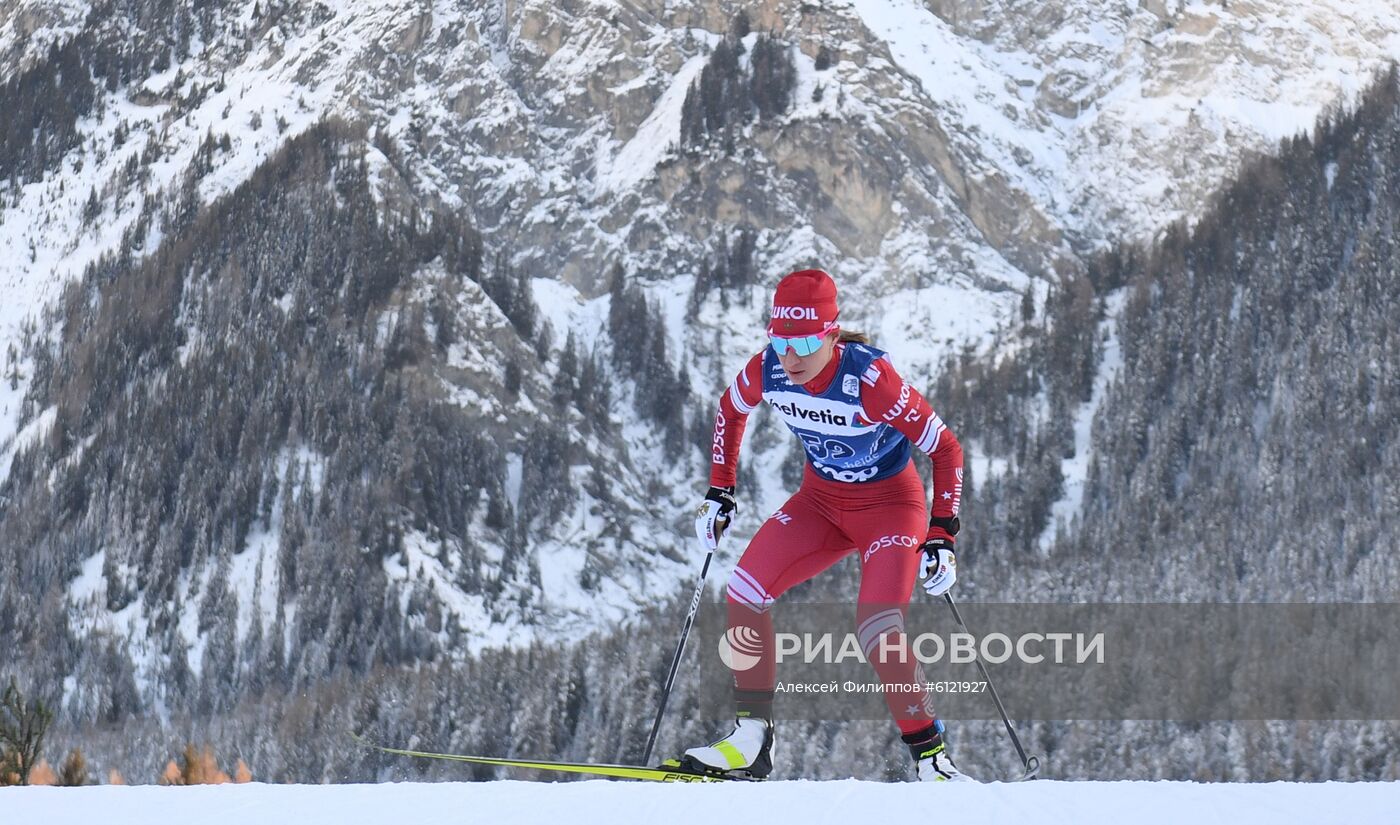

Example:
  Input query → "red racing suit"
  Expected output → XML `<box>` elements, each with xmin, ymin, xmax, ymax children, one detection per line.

<box><xmin>711</xmin><ymin>342</ymin><xmax>963</xmax><ymax>733</ymax></box>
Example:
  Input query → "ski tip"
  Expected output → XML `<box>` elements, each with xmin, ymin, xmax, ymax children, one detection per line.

<box><xmin>349</xmin><ymin>730</ymin><xmax>388</xmax><ymax>752</ymax></box>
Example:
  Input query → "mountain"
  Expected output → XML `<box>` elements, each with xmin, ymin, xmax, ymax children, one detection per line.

<box><xmin>1</xmin><ymin>0</ymin><xmax>1399</xmax><ymax>782</ymax></box>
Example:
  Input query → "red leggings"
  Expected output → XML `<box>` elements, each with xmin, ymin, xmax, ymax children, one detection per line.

<box><xmin>726</xmin><ymin>462</ymin><xmax>936</xmax><ymax>734</ymax></box>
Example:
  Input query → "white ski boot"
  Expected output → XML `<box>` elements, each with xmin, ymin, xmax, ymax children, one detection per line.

<box><xmin>678</xmin><ymin>717</ymin><xmax>774</xmax><ymax>779</ymax></box>
<box><xmin>905</xmin><ymin>722</ymin><xmax>975</xmax><ymax>783</ymax></box>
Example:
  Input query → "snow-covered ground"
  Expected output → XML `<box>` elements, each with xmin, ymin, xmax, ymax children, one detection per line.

<box><xmin>5</xmin><ymin>779</ymin><xmax>1399</xmax><ymax>825</ymax></box>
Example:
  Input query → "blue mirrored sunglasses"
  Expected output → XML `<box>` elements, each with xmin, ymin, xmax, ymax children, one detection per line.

<box><xmin>769</xmin><ymin>333</ymin><xmax>825</xmax><ymax>357</ymax></box>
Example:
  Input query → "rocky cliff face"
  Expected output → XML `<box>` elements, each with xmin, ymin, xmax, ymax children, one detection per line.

<box><xmin>5</xmin><ymin>0</ymin><xmax>1396</xmax><ymax>371</ymax></box>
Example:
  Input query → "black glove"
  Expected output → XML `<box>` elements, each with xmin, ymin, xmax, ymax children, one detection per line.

<box><xmin>695</xmin><ymin>486</ymin><xmax>737</xmax><ymax>549</ymax></box>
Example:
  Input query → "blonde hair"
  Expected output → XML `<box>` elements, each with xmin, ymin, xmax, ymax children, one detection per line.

<box><xmin>837</xmin><ymin>330</ymin><xmax>870</xmax><ymax>344</ymax></box>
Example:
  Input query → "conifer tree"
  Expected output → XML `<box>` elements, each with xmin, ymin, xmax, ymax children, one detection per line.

<box><xmin>0</xmin><ymin>679</ymin><xmax>52</xmax><ymax>786</ymax></box>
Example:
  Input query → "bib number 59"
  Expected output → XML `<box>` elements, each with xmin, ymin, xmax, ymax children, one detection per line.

<box><xmin>798</xmin><ymin>433</ymin><xmax>856</xmax><ymax>460</ymax></box>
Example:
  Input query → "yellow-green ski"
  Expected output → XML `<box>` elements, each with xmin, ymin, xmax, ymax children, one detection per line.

<box><xmin>352</xmin><ymin>733</ymin><xmax>753</xmax><ymax>783</ymax></box>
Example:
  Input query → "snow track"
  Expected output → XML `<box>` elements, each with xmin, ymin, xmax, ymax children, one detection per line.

<box><xmin>5</xmin><ymin>778</ymin><xmax>1399</xmax><ymax>825</ymax></box>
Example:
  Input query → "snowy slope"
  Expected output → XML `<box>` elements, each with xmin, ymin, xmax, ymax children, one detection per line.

<box><xmin>5</xmin><ymin>0</ymin><xmax>1400</xmax><ymax>461</ymax></box>
<box><xmin>851</xmin><ymin>0</ymin><xmax>1400</xmax><ymax>242</ymax></box>
<box><xmin>5</xmin><ymin>779</ymin><xmax>1400</xmax><ymax>825</ymax></box>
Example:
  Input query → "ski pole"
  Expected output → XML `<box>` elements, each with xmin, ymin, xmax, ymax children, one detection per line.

<box><xmin>943</xmin><ymin>592</ymin><xmax>1042</xmax><ymax>779</ymax></box>
<box><xmin>641</xmin><ymin>545</ymin><xmax>714</xmax><ymax>766</ymax></box>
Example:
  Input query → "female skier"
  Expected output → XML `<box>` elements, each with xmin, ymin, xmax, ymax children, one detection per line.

<box><xmin>684</xmin><ymin>268</ymin><xmax>970</xmax><ymax>782</ymax></box>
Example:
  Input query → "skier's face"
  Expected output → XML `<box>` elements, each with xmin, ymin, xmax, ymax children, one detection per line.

<box><xmin>777</xmin><ymin>331</ymin><xmax>839</xmax><ymax>385</ymax></box>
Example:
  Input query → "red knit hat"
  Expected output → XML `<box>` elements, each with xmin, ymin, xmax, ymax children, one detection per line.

<box><xmin>767</xmin><ymin>269</ymin><xmax>839</xmax><ymax>336</ymax></box>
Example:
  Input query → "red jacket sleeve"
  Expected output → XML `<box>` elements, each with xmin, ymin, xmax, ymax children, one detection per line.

<box><xmin>858</xmin><ymin>356</ymin><xmax>964</xmax><ymax>542</ymax></box>
<box><xmin>709</xmin><ymin>352</ymin><xmax>765</xmax><ymax>487</ymax></box>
